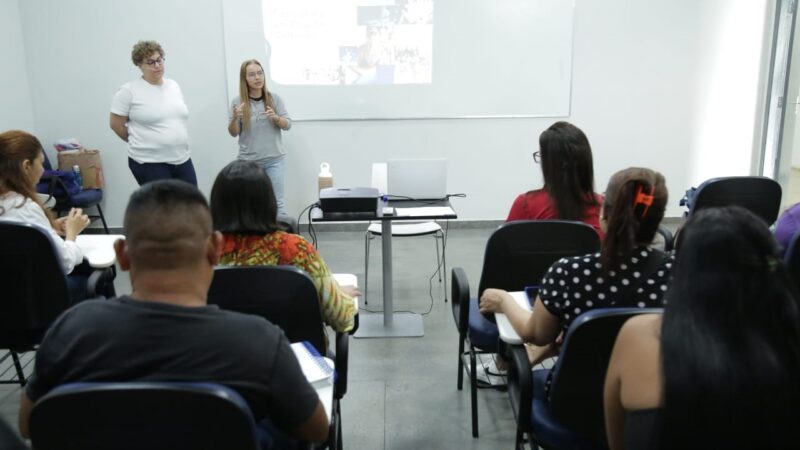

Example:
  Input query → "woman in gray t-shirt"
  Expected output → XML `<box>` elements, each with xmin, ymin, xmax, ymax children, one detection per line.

<box><xmin>228</xmin><ymin>59</ymin><xmax>292</xmax><ymax>215</ymax></box>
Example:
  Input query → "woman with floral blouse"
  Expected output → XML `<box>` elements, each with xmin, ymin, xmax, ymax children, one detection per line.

<box><xmin>210</xmin><ymin>160</ymin><xmax>358</xmax><ymax>333</ymax></box>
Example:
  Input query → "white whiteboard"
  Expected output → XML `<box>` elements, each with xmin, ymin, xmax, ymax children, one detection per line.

<box><xmin>223</xmin><ymin>0</ymin><xmax>574</xmax><ymax>120</ymax></box>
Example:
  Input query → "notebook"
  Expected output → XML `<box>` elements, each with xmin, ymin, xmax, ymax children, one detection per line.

<box><xmin>291</xmin><ymin>341</ymin><xmax>335</xmax><ymax>385</ymax></box>
<box><xmin>386</xmin><ymin>158</ymin><xmax>447</xmax><ymax>200</ymax></box>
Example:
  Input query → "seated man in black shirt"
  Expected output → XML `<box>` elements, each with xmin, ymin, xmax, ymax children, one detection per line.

<box><xmin>18</xmin><ymin>180</ymin><xmax>328</xmax><ymax>445</ymax></box>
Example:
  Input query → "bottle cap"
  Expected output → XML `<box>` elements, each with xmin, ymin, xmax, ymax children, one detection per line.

<box><xmin>319</xmin><ymin>162</ymin><xmax>331</xmax><ymax>176</ymax></box>
<box><xmin>73</xmin><ymin>165</ymin><xmax>80</xmax><ymax>171</ymax></box>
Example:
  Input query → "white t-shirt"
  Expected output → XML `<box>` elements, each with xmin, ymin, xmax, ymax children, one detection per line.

<box><xmin>0</xmin><ymin>192</ymin><xmax>83</xmax><ymax>274</ymax></box>
<box><xmin>110</xmin><ymin>78</ymin><xmax>190</xmax><ymax>165</ymax></box>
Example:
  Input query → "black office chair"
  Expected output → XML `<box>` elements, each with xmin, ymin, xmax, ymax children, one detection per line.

<box><xmin>509</xmin><ymin>308</ymin><xmax>662</xmax><ymax>450</ymax></box>
<box><xmin>208</xmin><ymin>265</ymin><xmax>347</xmax><ymax>450</ymax></box>
<box><xmin>655</xmin><ymin>225</ymin><xmax>675</xmax><ymax>252</ymax></box>
<box><xmin>0</xmin><ymin>222</ymin><xmax>112</xmax><ymax>386</ymax></box>
<box><xmin>682</xmin><ymin>176</ymin><xmax>782</xmax><ymax>225</ymax></box>
<box><xmin>38</xmin><ymin>152</ymin><xmax>109</xmax><ymax>233</ymax></box>
<box><xmin>29</xmin><ymin>382</ymin><xmax>261</xmax><ymax>450</ymax></box>
<box><xmin>452</xmin><ymin>220</ymin><xmax>601</xmax><ymax>438</ymax></box>
<box><xmin>477</xmin><ymin>220</ymin><xmax>601</xmax><ymax>304</ymax></box>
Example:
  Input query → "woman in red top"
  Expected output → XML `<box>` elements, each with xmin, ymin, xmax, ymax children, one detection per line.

<box><xmin>507</xmin><ymin>121</ymin><xmax>604</xmax><ymax>240</ymax></box>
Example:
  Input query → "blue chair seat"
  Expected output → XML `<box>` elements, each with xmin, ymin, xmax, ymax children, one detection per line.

<box><xmin>468</xmin><ymin>296</ymin><xmax>499</xmax><ymax>351</ymax></box>
<box><xmin>531</xmin><ymin>369</ymin><xmax>604</xmax><ymax>450</ymax></box>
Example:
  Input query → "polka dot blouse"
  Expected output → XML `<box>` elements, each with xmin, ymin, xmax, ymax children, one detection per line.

<box><xmin>539</xmin><ymin>246</ymin><xmax>674</xmax><ymax>332</ymax></box>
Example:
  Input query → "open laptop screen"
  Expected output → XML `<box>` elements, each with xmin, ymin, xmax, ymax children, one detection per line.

<box><xmin>386</xmin><ymin>158</ymin><xmax>447</xmax><ymax>200</ymax></box>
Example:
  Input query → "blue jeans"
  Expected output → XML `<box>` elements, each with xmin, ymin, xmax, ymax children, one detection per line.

<box><xmin>66</xmin><ymin>260</ymin><xmax>106</xmax><ymax>304</ymax></box>
<box><xmin>262</xmin><ymin>158</ymin><xmax>286</xmax><ymax>216</ymax></box>
<box><xmin>128</xmin><ymin>158</ymin><xmax>198</xmax><ymax>187</ymax></box>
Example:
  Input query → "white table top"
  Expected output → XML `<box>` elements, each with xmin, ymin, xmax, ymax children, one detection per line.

<box><xmin>75</xmin><ymin>234</ymin><xmax>124</xmax><ymax>268</ymax></box>
<box><xmin>496</xmin><ymin>291</ymin><xmax>533</xmax><ymax>345</ymax></box>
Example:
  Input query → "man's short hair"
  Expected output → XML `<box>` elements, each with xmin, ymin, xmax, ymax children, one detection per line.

<box><xmin>123</xmin><ymin>180</ymin><xmax>212</xmax><ymax>270</ymax></box>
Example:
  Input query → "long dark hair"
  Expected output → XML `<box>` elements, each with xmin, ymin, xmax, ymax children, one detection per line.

<box><xmin>210</xmin><ymin>160</ymin><xmax>280</xmax><ymax>235</ymax></box>
<box><xmin>537</xmin><ymin>121</ymin><xmax>599</xmax><ymax>220</ymax></box>
<box><xmin>659</xmin><ymin>207</ymin><xmax>800</xmax><ymax>449</ymax></box>
<box><xmin>0</xmin><ymin>130</ymin><xmax>51</xmax><ymax>220</ymax></box>
<box><xmin>600</xmin><ymin>167</ymin><xmax>667</xmax><ymax>269</ymax></box>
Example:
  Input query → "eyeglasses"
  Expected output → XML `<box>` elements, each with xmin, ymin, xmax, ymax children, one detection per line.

<box><xmin>144</xmin><ymin>57</ymin><xmax>165</xmax><ymax>67</ymax></box>
<box><xmin>246</xmin><ymin>70</ymin><xmax>264</xmax><ymax>79</ymax></box>
<box><xmin>532</xmin><ymin>151</ymin><xmax>541</xmax><ymax>163</ymax></box>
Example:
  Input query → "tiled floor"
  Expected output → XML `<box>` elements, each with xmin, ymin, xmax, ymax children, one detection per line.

<box><xmin>0</xmin><ymin>225</ymin><xmax>523</xmax><ymax>449</ymax></box>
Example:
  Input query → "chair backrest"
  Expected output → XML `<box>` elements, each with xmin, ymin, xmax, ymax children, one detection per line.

<box><xmin>276</xmin><ymin>214</ymin><xmax>298</xmax><ymax>233</ymax></box>
<box><xmin>451</xmin><ymin>267</ymin><xmax>470</xmax><ymax>333</ymax></box>
<box><xmin>784</xmin><ymin>230</ymin><xmax>800</xmax><ymax>290</ymax></box>
<box><xmin>207</xmin><ymin>265</ymin><xmax>327</xmax><ymax>354</ymax></box>
<box><xmin>477</xmin><ymin>220</ymin><xmax>601</xmax><ymax>296</ymax></box>
<box><xmin>549</xmin><ymin>307</ymin><xmax>663</xmax><ymax>446</ymax></box>
<box><xmin>0</xmin><ymin>222</ymin><xmax>71</xmax><ymax>351</ymax></box>
<box><xmin>691</xmin><ymin>176</ymin><xmax>782</xmax><ymax>225</ymax></box>
<box><xmin>29</xmin><ymin>381</ymin><xmax>260</xmax><ymax>450</ymax></box>
<box><xmin>42</xmin><ymin>151</ymin><xmax>54</xmax><ymax>171</ymax></box>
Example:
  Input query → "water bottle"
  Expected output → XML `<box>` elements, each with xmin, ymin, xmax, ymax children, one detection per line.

<box><xmin>72</xmin><ymin>165</ymin><xmax>83</xmax><ymax>191</ymax></box>
<box><xmin>318</xmin><ymin>162</ymin><xmax>333</xmax><ymax>192</ymax></box>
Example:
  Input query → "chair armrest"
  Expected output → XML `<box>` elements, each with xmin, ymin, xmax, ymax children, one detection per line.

<box><xmin>349</xmin><ymin>313</ymin><xmax>359</xmax><ymax>335</ymax></box>
<box><xmin>508</xmin><ymin>344</ymin><xmax>533</xmax><ymax>429</ymax></box>
<box><xmin>334</xmin><ymin>331</ymin><xmax>349</xmax><ymax>400</ymax></box>
<box><xmin>656</xmin><ymin>225</ymin><xmax>674</xmax><ymax>252</ymax></box>
<box><xmin>86</xmin><ymin>267</ymin><xmax>116</xmax><ymax>299</ymax></box>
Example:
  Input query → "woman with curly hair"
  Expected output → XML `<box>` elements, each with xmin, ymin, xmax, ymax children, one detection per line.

<box><xmin>110</xmin><ymin>40</ymin><xmax>197</xmax><ymax>186</ymax></box>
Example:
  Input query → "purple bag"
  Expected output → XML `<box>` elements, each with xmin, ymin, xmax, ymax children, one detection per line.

<box><xmin>36</xmin><ymin>170</ymin><xmax>81</xmax><ymax>198</ymax></box>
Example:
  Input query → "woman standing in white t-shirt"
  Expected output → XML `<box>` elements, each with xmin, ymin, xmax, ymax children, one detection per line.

<box><xmin>110</xmin><ymin>40</ymin><xmax>197</xmax><ymax>186</ymax></box>
<box><xmin>0</xmin><ymin>130</ymin><xmax>91</xmax><ymax>302</ymax></box>
<box><xmin>227</xmin><ymin>59</ymin><xmax>291</xmax><ymax>215</ymax></box>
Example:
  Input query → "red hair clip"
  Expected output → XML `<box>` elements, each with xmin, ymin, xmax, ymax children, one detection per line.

<box><xmin>633</xmin><ymin>184</ymin><xmax>654</xmax><ymax>219</ymax></box>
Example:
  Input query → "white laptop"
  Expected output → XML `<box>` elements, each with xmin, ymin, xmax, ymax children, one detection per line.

<box><xmin>386</xmin><ymin>158</ymin><xmax>447</xmax><ymax>200</ymax></box>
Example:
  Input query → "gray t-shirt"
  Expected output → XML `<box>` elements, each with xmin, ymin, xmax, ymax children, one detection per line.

<box><xmin>229</xmin><ymin>93</ymin><xmax>291</xmax><ymax>164</ymax></box>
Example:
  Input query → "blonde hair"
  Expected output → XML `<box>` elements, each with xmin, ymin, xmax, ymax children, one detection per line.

<box><xmin>131</xmin><ymin>40</ymin><xmax>164</xmax><ymax>66</ymax></box>
<box><xmin>238</xmin><ymin>59</ymin><xmax>275</xmax><ymax>131</ymax></box>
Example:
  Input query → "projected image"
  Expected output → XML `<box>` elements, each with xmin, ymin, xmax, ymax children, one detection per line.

<box><xmin>263</xmin><ymin>0</ymin><xmax>433</xmax><ymax>85</ymax></box>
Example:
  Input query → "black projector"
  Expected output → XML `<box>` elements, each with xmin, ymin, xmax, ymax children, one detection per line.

<box><xmin>319</xmin><ymin>187</ymin><xmax>379</xmax><ymax>213</ymax></box>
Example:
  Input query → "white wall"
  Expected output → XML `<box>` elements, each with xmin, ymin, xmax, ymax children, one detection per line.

<box><xmin>0</xmin><ymin>0</ymin><xmax>35</xmax><ymax>131</ymax></box>
<box><xmin>10</xmin><ymin>0</ymin><xmax>772</xmax><ymax>227</ymax></box>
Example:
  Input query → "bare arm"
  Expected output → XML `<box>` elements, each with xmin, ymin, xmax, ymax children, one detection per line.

<box><xmin>604</xmin><ymin>315</ymin><xmax>663</xmax><ymax>450</ymax></box>
<box><xmin>18</xmin><ymin>392</ymin><xmax>33</xmax><ymax>438</ymax></box>
<box><xmin>228</xmin><ymin>103</ymin><xmax>243</xmax><ymax>137</ymax></box>
<box><xmin>265</xmin><ymin>106</ymin><xmax>290</xmax><ymax>130</ymax></box>
<box><xmin>604</xmin><ymin>322</ymin><xmax>630</xmax><ymax>450</ymax></box>
<box><xmin>109</xmin><ymin>113</ymin><xmax>129</xmax><ymax>142</ymax></box>
<box><xmin>479</xmin><ymin>290</ymin><xmax>561</xmax><ymax>345</ymax></box>
<box><xmin>524</xmin><ymin>297</ymin><xmax>561</xmax><ymax>345</ymax></box>
<box><xmin>480</xmin><ymin>288</ymin><xmax>533</xmax><ymax>337</ymax></box>
<box><xmin>273</xmin><ymin>115</ymin><xmax>290</xmax><ymax>130</ymax></box>
<box><xmin>291</xmin><ymin>401</ymin><xmax>329</xmax><ymax>444</ymax></box>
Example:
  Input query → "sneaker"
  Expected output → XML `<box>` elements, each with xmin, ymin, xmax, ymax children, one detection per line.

<box><xmin>465</xmin><ymin>359</ymin><xmax>506</xmax><ymax>388</ymax></box>
<box><xmin>483</xmin><ymin>358</ymin><xmax>507</xmax><ymax>376</ymax></box>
